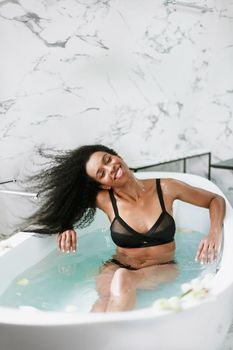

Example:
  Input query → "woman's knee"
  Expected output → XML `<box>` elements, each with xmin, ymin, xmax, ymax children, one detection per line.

<box><xmin>95</xmin><ymin>263</ymin><xmax>118</xmax><ymax>296</ymax></box>
<box><xmin>110</xmin><ymin>268</ymin><xmax>133</xmax><ymax>296</ymax></box>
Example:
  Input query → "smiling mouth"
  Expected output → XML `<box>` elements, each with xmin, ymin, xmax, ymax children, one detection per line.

<box><xmin>114</xmin><ymin>166</ymin><xmax>123</xmax><ymax>180</ymax></box>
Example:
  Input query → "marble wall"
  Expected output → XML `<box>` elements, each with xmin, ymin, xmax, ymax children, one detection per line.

<box><xmin>0</xmin><ymin>0</ymin><xmax>233</xmax><ymax>234</ymax></box>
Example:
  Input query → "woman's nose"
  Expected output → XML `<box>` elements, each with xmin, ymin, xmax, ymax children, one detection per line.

<box><xmin>105</xmin><ymin>164</ymin><xmax>116</xmax><ymax>176</ymax></box>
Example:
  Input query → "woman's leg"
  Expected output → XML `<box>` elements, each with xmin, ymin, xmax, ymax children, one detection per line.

<box><xmin>131</xmin><ymin>262</ymin><xmax>178</xmax><ymax>290</ymax></box>
<box><xmin>91</xmin><ymin>261</ymin><xmax>178</xmax><ymax>313</ymax></box>
<box><xmin>90</xmin><ymin>262</ymin><xmax>118</xmax><ymax>312</ymax></box>
<box><xmin>106</xmin><ymin>263</ymin><xmax>178</xmax><ymax>312</ymax></box>
<box><xmin>106</xmin><ymin>268</ymin><xmax>137</xmax><ymax>312</ymax></box>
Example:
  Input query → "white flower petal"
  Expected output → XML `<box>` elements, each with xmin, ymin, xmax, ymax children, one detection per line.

<box><xmin>65</xmin><ymin>304</ymin><xmax>78</xmax><ymax>313</ymax></box>
<box><xmin>181</xmin><ymin>283</ymin><xmax>191</xmax><ymax>293</ymax></box>
<box><xmin>17</xmin><ymin>278</ymin><xmax>29</xmax><ymax>286</ymax></box>
<box><xmin>191</xmin><ymin>278</ymin><xmax>201</xmax><ymax>288</ymax></box>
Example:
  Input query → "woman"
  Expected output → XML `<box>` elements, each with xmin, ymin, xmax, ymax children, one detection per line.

<box><xmin>25</xmin><ymin>144</ymin><xmax>225</xmax><ymax>312</ymax></box>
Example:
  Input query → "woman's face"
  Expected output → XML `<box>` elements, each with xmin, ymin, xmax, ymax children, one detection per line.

<box><xmin>85</xmin><ymin>151</ymin><xmax>130</xmax><ymax>189</ymax></box>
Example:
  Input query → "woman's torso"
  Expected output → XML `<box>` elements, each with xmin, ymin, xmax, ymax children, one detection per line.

<box><xmin>114</xmin><ymin>241</ymin><xmax>176</xmax><ymax>269</ymax></box>
<box><xmin>97</xmin><ymin>178</ymin><xmax>176</xmax><ymax>269</ymax></box>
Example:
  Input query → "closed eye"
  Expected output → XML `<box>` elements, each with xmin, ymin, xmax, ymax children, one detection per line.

<box><xmin>97</xmin><ymin>169</ymin><xmax>105</xmax><ymax>179</ymax></box>
<box><xmin>104</xmin><ymin>154</ymin><xmax>111</xmax><ymax>164</ymax></box>
<box><xmin>96</xmin><ymin>154</ymin><xmax>111</xmax><ymax>179</ymax></box>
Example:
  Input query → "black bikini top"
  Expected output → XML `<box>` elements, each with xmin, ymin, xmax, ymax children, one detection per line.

<box><xmin>109</xmin><ymin>178</ymin><xmax>176</xmax><ymax>248</ymax></box>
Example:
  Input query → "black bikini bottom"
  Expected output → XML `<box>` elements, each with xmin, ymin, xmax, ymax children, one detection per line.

<box><xmin>103</xmin><ymin>258</ymin><xmax>176</xmax><ymax>271</ymax></box>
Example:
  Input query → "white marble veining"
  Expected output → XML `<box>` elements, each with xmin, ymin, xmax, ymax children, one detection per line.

<box><xmin>0</xmin><ymin>1</ymin><xmax>232</xmax><ymax>171</ymax></box>
<box><xmin>0</xmin><ymin>0</ymin><xmax>233</xmax><ymax>344</ymax></box>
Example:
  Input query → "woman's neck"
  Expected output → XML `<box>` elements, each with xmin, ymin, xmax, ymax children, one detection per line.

<box><xmin>113</xmin><ymin>176</ymin><xmax>146</xmax><ymax>202</ymax></box>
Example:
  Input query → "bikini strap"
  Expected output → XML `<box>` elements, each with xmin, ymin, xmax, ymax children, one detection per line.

<box><xmin>109</xmin><ymin>189</ymin><xmax>119</xmax><ymax>217</ymax></box>
<box><xmin>156</xmin><ymin>178</ymin><xmax>166</xmax><ymax>212</ymax></box>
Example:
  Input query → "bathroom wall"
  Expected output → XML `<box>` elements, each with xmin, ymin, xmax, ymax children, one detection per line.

<box><xmin>0</xmin><ymin>0</ymin><xmax>233</xmax><ymax>235</ymax></box>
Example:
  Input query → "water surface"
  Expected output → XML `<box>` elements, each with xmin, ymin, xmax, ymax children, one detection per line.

<box><xmin>0</xmin><ymin>228</ymin><xmax>217</xmax><ymax>312</ymax></box>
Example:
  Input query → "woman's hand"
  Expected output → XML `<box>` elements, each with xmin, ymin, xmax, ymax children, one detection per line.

<box><xmin>195</xmin><ymin>232</ymin><xmax>222</xmax><ymax>264</ymax></box>
<box><xmin>57</xmin><ymin>229</ymin><xmax>77</xmax><ymax>253</ymax></box>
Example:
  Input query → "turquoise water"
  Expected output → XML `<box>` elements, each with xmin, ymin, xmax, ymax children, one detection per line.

<box><xmin>0</xmin><ymin>228</ymin><xmax>218</xmax><ymax>313</ymax></box>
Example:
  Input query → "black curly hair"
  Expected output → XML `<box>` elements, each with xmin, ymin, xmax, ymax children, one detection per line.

<box><xmin>22</xmin><ymin>144</ymin><xmax>118</xmax><ymax>235</ymax></box>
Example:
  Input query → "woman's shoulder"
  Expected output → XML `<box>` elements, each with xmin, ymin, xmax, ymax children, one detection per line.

<box><xmin>143</xmin><ymin>177</ymin><xmax>178</xmax><ymax>188</ymax></box>
<box><xmin>159</xmin><ymin>177</ymin><xmax>189</xmax><ymax>200</ymax></box>
<box><xmin>159</xmin><ymin>177</ymin><xmax>179</xmax><ymax>186</ymax></box>
<box><xmin>160</xmin><ymin>177</ymin><xmax>181</xmax><ymax>189</ymax></box>
<box><xmin>157</xmin><ymin>177</ymin><xmax>182</xmax><ymax>197</ymax></box>
<box><xmin>140</xmin><ymin>177</ymin><xmax>178</xmax><ymax>192</ymax></box>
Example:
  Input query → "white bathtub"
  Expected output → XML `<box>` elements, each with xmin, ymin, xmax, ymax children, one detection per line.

<box><xmin>0</xmin><ymin>172</ymin><xmax>233</xmax><ymax>350</ymax></box>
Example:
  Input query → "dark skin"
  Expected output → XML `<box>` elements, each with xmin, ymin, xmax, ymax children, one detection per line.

<box><xmin>57</xmin><ymin>151</ymin><xmax>226</xmax><ymax>265</ymax></box>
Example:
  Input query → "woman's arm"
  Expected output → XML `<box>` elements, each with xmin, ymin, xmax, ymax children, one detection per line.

<box><xmin>164</xmin><ymin>178</ymin><xmax>226</xmax><ymax>263</ymax></box>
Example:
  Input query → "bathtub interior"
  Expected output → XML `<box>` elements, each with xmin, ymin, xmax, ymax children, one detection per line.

<box><xmin>0</xmin><ymin>171</ymin><xmax>233</xmax><ymax>322</ymax></box>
